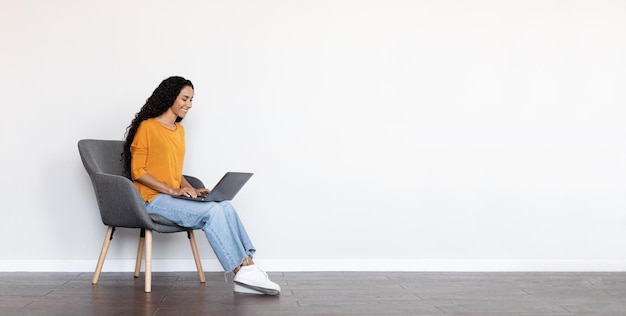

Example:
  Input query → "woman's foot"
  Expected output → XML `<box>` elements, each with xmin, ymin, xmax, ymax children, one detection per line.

<box><xmin>233</xmin><ymin>265</ymin><xmax>281</xmax><ymax>295</ymax></box>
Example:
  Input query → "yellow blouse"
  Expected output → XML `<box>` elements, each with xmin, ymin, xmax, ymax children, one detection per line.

<box><xmin>130</xmin><ymin>118</ymin><xmax>186</xmax><ymax>202</ymax></box>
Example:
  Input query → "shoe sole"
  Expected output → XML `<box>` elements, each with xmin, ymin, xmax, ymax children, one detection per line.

<box><xmin>234</xmin><ymin>281</ymin><xmax>280</xmax><ymax>296</ymax></box>
<box><xmin>234</xmin><ymin>283</ymin><xmax>265</xmax><ymax>295</ymax></box>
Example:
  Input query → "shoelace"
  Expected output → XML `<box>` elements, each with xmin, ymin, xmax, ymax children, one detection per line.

<box><xmin>255</xmin><ymin>266</ymin><xmax>269</xmax><ymax>280</ymax></box>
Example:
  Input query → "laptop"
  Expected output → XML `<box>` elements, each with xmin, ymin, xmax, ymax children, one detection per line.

<box><xmin>171</xmin><ymin>172</ymin><xmax>253</xmax><ymax>202</ymax></box>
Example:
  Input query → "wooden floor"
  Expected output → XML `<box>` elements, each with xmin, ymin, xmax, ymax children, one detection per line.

<box><xmin>0</xmin><ymin>271</ymin><xmax>625</xmax><ymax>315</ymax></box>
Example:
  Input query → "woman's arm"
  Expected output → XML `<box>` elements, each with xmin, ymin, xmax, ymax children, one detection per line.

<box><xmin>135</xmin><ymin>173</ymin><xmax>202</xmax><ymax>198</ymax></box>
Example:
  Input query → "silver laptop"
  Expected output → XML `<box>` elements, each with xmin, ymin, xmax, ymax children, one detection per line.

<box><xmin>172</xmin><ymin>172</ymin><xmax>253</xmax><ymax>202</ymax></box>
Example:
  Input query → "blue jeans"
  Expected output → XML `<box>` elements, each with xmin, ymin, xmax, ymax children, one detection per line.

<box><xmin>146</xmin><ymin>194</ymin><xmax>256</xmax><ymax>273</ymax></box>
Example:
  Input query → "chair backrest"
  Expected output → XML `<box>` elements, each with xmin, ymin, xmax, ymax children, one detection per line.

<box><xmin>78</xmin><ymin>139</ymin><xmax>127</xmax><ymax>178</ymax></box>
<box><xmin>78</xmin><ymin>139</ymin><xmax>204</xmax><ymax>232</ymax></box>
<box><xmin>78</xmin><ymin>139</ymin><xmax>157</xmax><ymax>229</ymax></box>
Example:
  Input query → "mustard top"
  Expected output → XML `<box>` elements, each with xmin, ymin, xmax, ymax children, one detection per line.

<box><xmin>130</xmin><ymin>118</ymin><xmax>185</xmax><ymax>202</ymax></box>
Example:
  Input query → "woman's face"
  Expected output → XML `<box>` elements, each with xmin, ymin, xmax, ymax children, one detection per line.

<box><xmin>170</xmin><ymin>85</ymin><xmax>194</xmax><ymax>118</ymax></box>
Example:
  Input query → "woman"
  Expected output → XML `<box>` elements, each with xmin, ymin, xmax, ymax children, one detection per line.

<box><xmin>122</xmin><ymin>76</ymin><xmax>280</xmax><ymax>295</ymax></box>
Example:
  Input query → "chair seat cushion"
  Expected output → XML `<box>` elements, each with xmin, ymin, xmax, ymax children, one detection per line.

<box><xmin>149</xmin><ymin>214</ymin><xmax>180</xmax><ymax>226</ymax></box>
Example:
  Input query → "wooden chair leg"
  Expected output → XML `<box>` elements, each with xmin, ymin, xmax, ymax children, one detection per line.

<box><xmin>134</xmin><ymin>229</ymin><xmax>145</xmax><ymax>278</ymax></box>
<box><xmin>92</xmin><ymin>226</ymin><xmax>115</xmax><ymax>285</ymax></box>
<box><xmin>144</xmin><ymin>229</ymin><xmax>153</xmax><ymax>293</ymax></box>
<box><xmin>188</xmin><ymin>231</ymin><xmax>206</xmax><ymax>283</ymax></box>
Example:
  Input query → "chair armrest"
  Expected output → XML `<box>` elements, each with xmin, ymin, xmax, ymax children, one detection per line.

<box><xmin>90</xmin><ymin>173</ymin><xmax>156</xmax><ymax>229</ymax></box>
<box><xmin>183</xmin><ymin>175</ymin><xmax>205</xmax><ymax>189</ymax></box>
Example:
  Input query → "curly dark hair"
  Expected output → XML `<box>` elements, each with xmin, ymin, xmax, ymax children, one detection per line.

<box><xmin>122</xmin><ymin>76</ymin><xmax>194</xmax><ymax>176</ymax></box>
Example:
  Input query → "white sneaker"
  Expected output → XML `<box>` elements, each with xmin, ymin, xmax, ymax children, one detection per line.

<box><xmin>233</xmin><ymin>265</ymin><xmax>281</xmax><ymax>295</ymax></box>
<box><xmin>234</xmin><ymin>283</ymin><xmax>264</xmax><ymax>294</ymax></box>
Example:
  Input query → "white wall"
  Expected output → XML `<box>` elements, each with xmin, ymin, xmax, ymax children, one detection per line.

<box><xmin>1</xmin><ymin>0</ymin><xmax>625</xmax><ymax>272</ymax></box>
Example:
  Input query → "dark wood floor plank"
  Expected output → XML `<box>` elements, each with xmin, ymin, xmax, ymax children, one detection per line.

<box><xmin>0</xmin><ymin>272</ymin><xmax>625</xmax><ymax>315</ymax></box>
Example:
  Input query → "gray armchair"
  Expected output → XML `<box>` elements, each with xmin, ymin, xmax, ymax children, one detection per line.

<box><xmin>78</xmin><ymin>139</ymin><xmax>206</xmax><ymax>292</ymax></box>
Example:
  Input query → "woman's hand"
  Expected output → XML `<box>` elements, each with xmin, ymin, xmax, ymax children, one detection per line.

<box><xmin>174</xmin><ymin>187</ymin><xmax>209</xmax><ymax>198</ymax></box>
<box><xmin>195</xmin><ymin>188</ymin><xmax>210</xmax><ymax>197</ymax></box>
<box><xmin>178</xmin><ymin>176</ymin><xmax>210</xmax><ymax>198</ymax></box>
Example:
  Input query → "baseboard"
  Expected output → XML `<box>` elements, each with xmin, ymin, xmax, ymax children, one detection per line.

<box><xmin>0</xmin><ymin>259</ymin><xmax>625</xmax><ymax>272</ymax></box>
